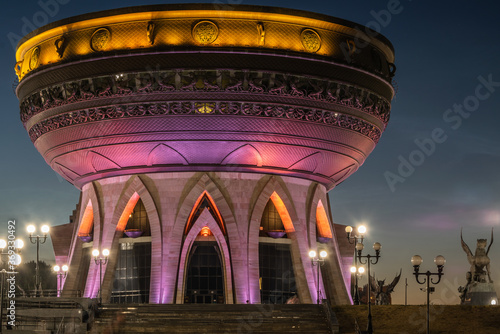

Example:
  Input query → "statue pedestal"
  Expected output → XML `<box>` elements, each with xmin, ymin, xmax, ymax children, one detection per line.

<box><xmin>462</xmin><ymin>282</ymin><xmax>498</xmax><ymax>305</ymax></box>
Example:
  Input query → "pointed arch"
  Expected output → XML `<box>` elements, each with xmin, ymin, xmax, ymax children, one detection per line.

<box><xmin>147</xmin><ymin>143</ymin><xmax>189</xmax><ymax>166</ymax></box>
<box><xmin>116</xmin><ymin>192</ymin><xmax>141</xmax><ymax>232</ymax></box>
<box><xmin>221</xmin><ymin>144</ymin><xmax>262</xmax><ymax>167</ymax></box>
<box><xmin>184</xmin><ymin>191</ymin><xmax>226</xmax><ymax>236</ymax></box>
<box><xmin>77</xmin><ymin>201</ymin><xmax>94</xmax><ymax>237</ymax></box>
<box><xmin>93</xmin><ymin>176</ymin><xmax>162</xmax><ymax>303</ymax></box>
<box><xmin>316</xmin><ymin>200</ymin><xmax>333</xmax><ymax>239</ymax></box>
<box><xmin>175</xmin><ymin>209</ymin><xmax>233</xmax><ymax>304</ymax></box>
<box><xmin>307</xmin><ymin>185</ymin><xmax>351</xmax><ymax>305</ymax></box>
<box><xmin>163</xmin><ymin>174</ymin><xmax>243</xmax><ymax>304</ymax></box>
<box><xmin>64</xmin><ymin>182</ymin><xmax>102</xmax><ymax>298</ymax></box>
<box><xmin>270</xmin><ymin>192</ymin><xmax>295</xmax><ymax>233</ymax></box>
<box><xmin>87</xmin><ymin>151</ymin><xmax>121</xmax><ymax>172</ymax></box>
<box><xmin>248</xmin><ymin>176</ymin><xmax>313</xmax><ymax>304</ymax></box>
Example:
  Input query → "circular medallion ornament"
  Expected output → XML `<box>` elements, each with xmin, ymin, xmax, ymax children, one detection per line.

<box><xmin>192</xmin><ymin>21</ymin><xmax>219</xmax><ymax>44</ymax></box>
<box><xmin>29</xmin><ymin>46</ymin><xmax>40</xmax><ymax>70</ymax></box>
<box><xmin>301</xmin><ymin>29</ymin><xmax>321</xmax><ymax>53</ymax></box>
<box><xmin>90</xmin><ymin>28</ymin><xmax>111</xmax><ymax>52</ymax></box>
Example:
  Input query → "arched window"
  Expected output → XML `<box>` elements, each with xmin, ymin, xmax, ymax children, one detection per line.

<box><xmin>260</xmin><ymin>199</ymin><xmax>286</xmax><ymax>236</ymax></box>
<box><xmin>111</xmin><ymin>196</ymin><xmax>152</xmax><ymax>303</ymax></box>
<box><xmin>259</xmin><ymin>195</ymin><xmax>296</xmax><ymax>304</ymax></box>
<box><xmin>124</xmin><ymin>198</ymin><xmax>151</xmax><ymax>237</ymax></box>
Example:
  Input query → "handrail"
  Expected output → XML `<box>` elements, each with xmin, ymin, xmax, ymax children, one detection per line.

<box><xmin>321</xmin><ymin>299</ymin><xmax>340</xmax><ymax>334</ymax></box>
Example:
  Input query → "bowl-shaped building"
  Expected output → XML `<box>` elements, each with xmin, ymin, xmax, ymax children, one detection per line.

<box><xmin>15</xmin><ymin>4</ymin><xmax>395</xmax><ymax>304</ymax></box>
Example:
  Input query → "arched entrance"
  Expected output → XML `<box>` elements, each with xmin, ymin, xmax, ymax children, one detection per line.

<box><xmin>185</xmin><ymin>241</ymin><xmax>225</xmax><ymax>304</ymax></box>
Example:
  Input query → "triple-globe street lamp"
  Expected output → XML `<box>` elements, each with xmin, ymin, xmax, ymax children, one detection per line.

<box><xmin>356</xmin><ymin>241</ymin><xmax>381</xmax><ymax>334</ymax></box>
<box><xmin>308</xmin><ymin>249</ymin><xmax>327</xmax><ymax>304</ymax></box>
<box><xmin>345</xmin><ymin>225</ymin><xmax>366</xmax><ymax>305</ymax></box>
<box><xmin>411</xmin><ymin>255</ymin><xmax>446</xmax><ymax>334</ymax></box>
<box><xmin>27</xmin><ymin>224</ymin><xmax>50</xmax><ymax>296</ymax></box>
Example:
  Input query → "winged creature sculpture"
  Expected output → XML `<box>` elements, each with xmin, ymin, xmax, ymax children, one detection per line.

<box><xmin>369</xmin><ymin>269</ymin><xmax>402</xmax><ymax>305</ymax></box>
<box><xmin>461</xmin><ymin>228</ymin><xmax>494</xmax><ymax>283</ymax></box>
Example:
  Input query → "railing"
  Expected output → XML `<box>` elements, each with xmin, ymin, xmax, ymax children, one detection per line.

<box><xmin>11</xmin><ymin>299</ymin><xmax>81</xmax><ymax>309</ymax></box>
<box><xmin>19</xmin><ymin>289</ymin><xmax>82</xmax><ymax>298</ymax></box>
<box><xmin>321</xmin><ymin>299</ymin><xmax>340</xmax><ymax>334</ymax></box>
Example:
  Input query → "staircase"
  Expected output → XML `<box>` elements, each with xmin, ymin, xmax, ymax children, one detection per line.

<box><xmin>90</xmin><ymin>304</ymin><xmax>339</xmax><ymax>333</ymax></box>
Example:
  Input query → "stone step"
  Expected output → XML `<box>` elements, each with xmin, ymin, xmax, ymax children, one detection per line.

<box><xmin>90</xmin><ymin>304</ymin><xmax>335</xmax><ymax>334</ymax></box>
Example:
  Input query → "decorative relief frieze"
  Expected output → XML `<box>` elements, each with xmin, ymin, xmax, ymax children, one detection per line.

<box><xmin>90</xmin><ymin>28</ymin><xmax>111</xmax><ymax>52</ymax></box>
<box><xmin>28</xmin><ymin>101</ymin><xmax>382</xmax><ymax>144</ymax></box>
<box><xmin>192</xmin><ymin>21</ymin><xmax>219</xmax><ymax>44</ymax></box>
<box><xmin>301</xmin><ymin>29</ymin><xmax>321</xmax><ymax>53</ymax></box>
<box><xmin>29</xmin><ymin>46</ymin><xmax>40</xmax><ymax>70</ymax></box>
<box><xmin>256</xmin><ymin>22</ymin><xmax>265</xmax><ymax>46</ymax></box>
<box><xmin>54</xmin><ymin>36</ymin><xmax>66</xmax><ymax>58</ymax></box>
<box><xmin>147</xmin><ymin>22</ymin><xmax>155</xmax><ymax>45</ymax></box>
<box><xmin>20</xmin><ymin>70</ymin><xmax>391</xmax><ymax>125</ymax></box>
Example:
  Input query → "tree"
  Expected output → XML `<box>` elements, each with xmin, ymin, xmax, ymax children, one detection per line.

<box><xmin>14</xmin><ymin>260</ymin><xmax>57</xmax><ymax>295</ymax></box>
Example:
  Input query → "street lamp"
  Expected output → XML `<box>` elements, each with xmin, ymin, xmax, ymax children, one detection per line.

<box><xmin>308</xmin><ymin>249</ymin><xmax>327</xmax><ymax>304</ymax></box>
<box><xmin>345</xmin><ymin>225</ymin><xmax>366</xmax><ymax>305</ymax></box>
<box><xmin>0</xmin><ymin>239</ymin><xmax>24</xmax><ymax>266</ymax></box>
<box><xmin>27</xmin><ymin>224</ymin><xmax>49</xmax><ymax>297</ymax></box>
<box><xmin>350</xmin><ymin>265</ymin><xmax>365</xmax><ymax>303</ymax></box>
<box><xmin>411</xmin><ymin>255</ymin><xmax>445</xmax><ymax>334</ymax></box>
<box><xmin>93</xmin><ymin>248</ymin><xmax>110</xmax><ymax>305</ymax></box>
<box><xmin>53</xmin><ymin>264</ymin><xmax>68</xmax><ymax>297</ymax></box>
<box><xmin>357</xmin><ymin>241</ymin><xmax>381</xmax><ymax>334</ymax></box>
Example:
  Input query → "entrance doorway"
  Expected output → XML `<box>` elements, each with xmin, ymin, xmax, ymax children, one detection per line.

<box><xmin>185</xmin><ymin>241</ymin><xmax>224</xmax><ymax>304</ymax></box>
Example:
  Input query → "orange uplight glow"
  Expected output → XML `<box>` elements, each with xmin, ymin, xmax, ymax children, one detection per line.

<box><xmin>270</xmin><ymin>192</ymin><xmax>295</xmax><ymax>233</ymax></box>
<box><xmin>116</xmin><ymin>192</ymin><xmax>140</xmax><ymax>232</ymax></box>
<box><xmin>316</xmin><ymin>200</ymin><xmax>333</xmax><ymax>238</ymax></box>
<box><xmin>185</xmin><ymin>191</ymin><xmax>226</xmax><ymax>235</ymax></box>
<box><xmin>200</xmin><ymin>226</ymin><xmax>211</xmax><ymax>237</ymax></box>
<box><xmin>15</xmin><ymin>7</ymin><xmax>395</xmax><ymax>82</ymax></box>
<box><xmin>77</xmin><ymin>201</ymin><xmax>94</xmax><ymax>236</ymax></box>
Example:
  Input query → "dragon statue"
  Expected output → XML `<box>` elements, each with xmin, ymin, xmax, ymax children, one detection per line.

<box><xmin>461</xmin><ymin>228</ymin><xmax>494</xmax><ymax>283</ymax></box>
<box><xmin>369</xmin><ymin>269</ymin><xmax>402</xmax><ymax>305</ymax></box>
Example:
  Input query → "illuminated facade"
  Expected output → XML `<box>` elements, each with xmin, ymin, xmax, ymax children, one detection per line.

<box><xmin>15</xmin><ymin>4</ymin><xmax>395</xmax><ymax>304</ymax></box>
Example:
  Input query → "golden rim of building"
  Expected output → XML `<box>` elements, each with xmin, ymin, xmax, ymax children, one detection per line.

<box><xmin>15</xmin><ymin>4</ymin><xmax>395</xmax><ymax>82</ymax></box>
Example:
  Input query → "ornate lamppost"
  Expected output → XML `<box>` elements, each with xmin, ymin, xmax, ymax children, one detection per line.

<box><xmin>308</xmin><ymin>249</ymin><xmax>327</xmax><ymax>304</ymax></box>
<box><xmin>27</xmin><ymin>224</ymin><xmax>49</xmax><ymax>296</ymax></box>
<box><xmin>411</xmin><ymin>255</ymin><xmax>445</xmax><ymax>334</ymax></box>
<box><xmin>356</xmin><ymin>241</ymin><xmax>381</xmax><ymax>334</ymax></box>
<box><xmin>53</xmin><ymin>264</ymin><xmax>68</xmax><ymax>297</ymax></box>
<box><xmin>92</xmin><ymin>248</ymin><xmax>109</xmax><ymax>305</ymax></box>
<box><xmin>346</xmin><ymin>225</ymin><xmax>366</xmax><ymax>304</ymax></box>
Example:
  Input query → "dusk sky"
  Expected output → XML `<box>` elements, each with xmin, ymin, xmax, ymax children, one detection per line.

<box><xmin>1</xmin><ymin>0</ymin><xmax>499</xmax><ymax>305</ymax></box>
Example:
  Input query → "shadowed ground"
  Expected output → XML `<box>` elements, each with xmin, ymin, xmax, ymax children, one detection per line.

<box><xmin>333</xmin><ymin>305</ymin><xmax>500</xmax><ymax>334</ymax></box>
